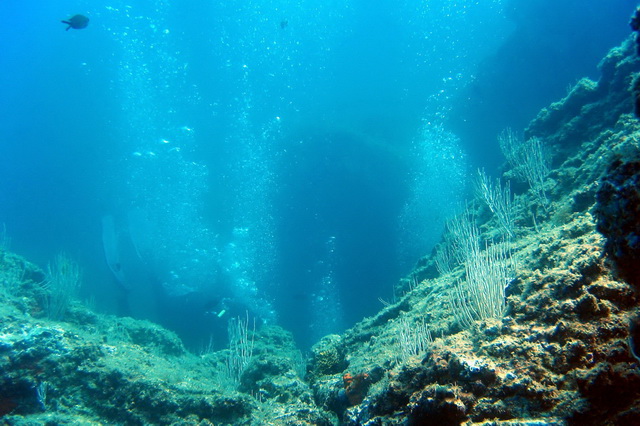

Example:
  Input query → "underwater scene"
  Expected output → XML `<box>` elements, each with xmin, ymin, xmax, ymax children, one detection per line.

<box><xmin>1</xmin><ymin>0</ymin><xmax>640</xmax><ymax>424</ymax></box>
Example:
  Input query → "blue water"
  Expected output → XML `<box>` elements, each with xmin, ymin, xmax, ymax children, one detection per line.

<box><xmin>0</xmin><ymin>0</ymin><xmax>634</xmax><ymax>349</ymax></box>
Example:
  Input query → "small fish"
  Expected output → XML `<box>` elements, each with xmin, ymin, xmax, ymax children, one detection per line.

<box><xmin>61</xmin><ymin>14</ymin><xmax>89</xmax><ymax>31</ymax></box>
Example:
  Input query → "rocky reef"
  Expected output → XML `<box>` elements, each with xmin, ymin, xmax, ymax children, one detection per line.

<box><xmin>305</xmin><ymin>37</ymin><xmax>640</xmax><ymax>425</ymax></box>
<box><xmin>2</xmin><ymin>33</ymin><xmax>640</xmax><ymax>426</ymax></box>
<box><xmin>0</xmin><ymin>250</ymin><xmax>332</xmax><ymax>425</ymax></box>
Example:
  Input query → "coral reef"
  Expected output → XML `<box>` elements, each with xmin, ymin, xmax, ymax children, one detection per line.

<box><xmin>305</xmin><ymin>36</ymin><xmax>640</xmax><ymax>425</ymax></box>
<box><xmin>0</xmin><ymin>251</ymin><xmax>332</xmax><ymax>425</ymax></box>
<box><xmin>2</xmin><ymin>27</ymin><xmax>640</xmax><ymax>426</ymax></box>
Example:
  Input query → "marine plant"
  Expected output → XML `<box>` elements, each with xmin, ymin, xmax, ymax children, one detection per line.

<box><xmin>450</xmin><ymin>239</ymin><xmax>514</xmax><ymax>328</ymax></box>
<box><xmin>42</xmin><ymin>253</ymin><xmax>81</xmax><ymax>321</ymax></box>
<box><xmin>475</xmin><ymin>168</ymin><xmax>515</xmax><ymax>238</ymax></box>
<box><xmin>225</xmin><ymin>312</ymin><xmax>256</xmax><ymax>387</ymax></box>
<box><xmin>441</xmin><ymin>208</ymin><xmax>515</xmax><ymax>328</ymax></box>
<box><xmin>0</xmin><ymin>223</ymin><xmax>9</xmax><ymax>252</ymax></box>
<box><xmin>499</xmin><ymin>128</ymin><xmax>551</xmax><ymax>208</ymax></box>
<box><xmin>396</xmin><ymin>315</ymin><xmax>433</xmax><ymax>363</ymax></box>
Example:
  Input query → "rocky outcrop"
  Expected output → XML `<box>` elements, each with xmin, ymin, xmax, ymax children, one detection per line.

<box><xmin>596</xmin><ymin>155</ymin><xmax>640</xmax><ymax>288</ymax></box>
<box><xmin>306</xmin><ymin>36</ymin><xmax>640</xmax><ymax>425</ymax></box>
<box><xmin>0</xmin><ymin>250</ymin><xmax>332</xmax><ymax>425</ymax></box>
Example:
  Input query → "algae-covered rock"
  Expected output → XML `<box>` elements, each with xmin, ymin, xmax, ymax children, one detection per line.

<box><xmin>596</xmin><ymin>155</ymin><xmax>640</xmax><ymax>287</ymax></box>
<box><xmin>0</xmin><ymin>255</ymin><xmax>328</xmax><ymax>425</ymax></box>
<box><xmin>308</xmin><ymin>334</ymin><xmax>348</xmax><ymax>379</ymax></box>
<box><xmin>304</xmin><ymin>33</ymin><xmax>640</xmax><ymax>425</ymax></box>
<box><xmin>111</xmin><ymin>316</ymin><xmax>187</xmax><ymax>356</ymax></box>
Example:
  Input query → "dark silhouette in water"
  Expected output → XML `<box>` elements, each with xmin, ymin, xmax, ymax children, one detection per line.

<box><xmin>629</xmin><ymin>315</ymin><xmax>640</xmax><ymax>362</ymax></box>
<box><xmin>61</xmin><ymin>14</ymin><xmax>89</xmax><ymax>31</ymax></box>
<box><xmin>630</xmin><ymin>7</ymin><xmax>640</xmax><ymax>55</ymax></box>
<box><xmin>633</xmin><ymin>75</ymin><xmax>640</xmax><ymax>118</ymax></box>
<box><xmin>630</xmin><ymin>7</ymin><xmax>640</xmax><ymax>31</ymax></box>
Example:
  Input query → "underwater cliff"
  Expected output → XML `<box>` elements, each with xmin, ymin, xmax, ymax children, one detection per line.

<box><xmin>1</xmin><ymin>33</ymin><xmax>640</xmax><ymax>426</ymax></box>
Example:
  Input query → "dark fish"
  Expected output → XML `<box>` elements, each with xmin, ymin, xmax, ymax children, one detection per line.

<box><xmin>280</xmin><ymin>20</ymin><xmax>288</xmax><ymax>29</ymax></box>
<box><xmin>61</xmin><ymin>14</ymin><xmax>89</xmax><ymax>31</ymax></box>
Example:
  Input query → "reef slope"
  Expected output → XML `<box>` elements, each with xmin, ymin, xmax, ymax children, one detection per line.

<box><xmin>306</xmin><ymin>37</ymin><xmax>640</xmax><ymax>425</ymax></box>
